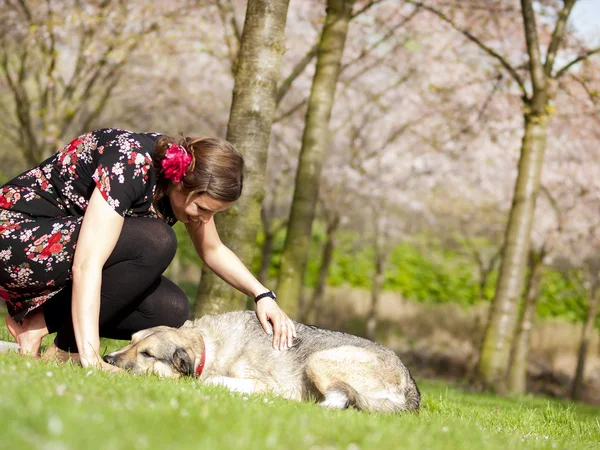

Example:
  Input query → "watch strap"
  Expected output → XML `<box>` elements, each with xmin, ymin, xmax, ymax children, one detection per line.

<box><xmin>254</xmin><ymin>290</ymin><xmax>276</xmax><ymax>303</ymax></box>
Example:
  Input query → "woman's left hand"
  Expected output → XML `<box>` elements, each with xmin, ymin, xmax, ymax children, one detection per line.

<box><xmin>255</xmin><ymin>297</ymin><xmax>297</xmax><ymax>350</ymax></box>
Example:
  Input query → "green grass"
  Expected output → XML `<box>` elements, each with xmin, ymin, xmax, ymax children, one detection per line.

<box><xmin>1</xmin><ymin>312</ymin><xmax>598</xmax><ymax>450</ymax></box>
<box><xmin>1</xmin><ymin>347</ymin><xmax>599</xmax><ymax>450</ymax></box>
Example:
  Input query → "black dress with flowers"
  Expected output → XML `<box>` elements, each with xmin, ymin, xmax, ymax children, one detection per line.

<box><xmin>0</xmin><ymin>128</ymin><xmax>176</xmax><ymax>322</ymax></box>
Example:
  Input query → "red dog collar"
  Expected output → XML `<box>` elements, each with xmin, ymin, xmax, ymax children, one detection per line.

<box><xmin>195</xmin><ymin>347</ymin><xmax>206</xmax><ymax>378</ymax></box>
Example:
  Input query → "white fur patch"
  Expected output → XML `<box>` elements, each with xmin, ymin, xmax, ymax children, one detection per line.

<box><xmin>371</xmin><ymin>391</ymin><xmax>406</xmax><ymax>405</ymax></box>
<box><xmin>204</xmin><ymin>376</ymin><xmax>259</xmax><ymax>395</ymax></box>
<box><xmin>319</xmin><ymin>390</ymin><xmax>349</xmax><ymax>409</ymax></box>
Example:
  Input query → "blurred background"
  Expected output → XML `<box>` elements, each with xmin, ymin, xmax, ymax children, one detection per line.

<box><xmin>0</xmin><ymin>0</ymin><xmax>599</xmax><ymax>404</ymax></box>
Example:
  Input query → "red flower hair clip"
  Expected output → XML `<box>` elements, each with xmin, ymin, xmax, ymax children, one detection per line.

<box><xmin>161</xmin><ymin>144</ymin><xmax>192</xmax><ymax>183</ymax></box>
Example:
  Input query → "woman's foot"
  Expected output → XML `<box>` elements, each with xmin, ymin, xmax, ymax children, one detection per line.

<box><xmin>42</xmin><ymin>344</ymin><xmax>81</xmax><ymax>364</ymax></box>
<box><xmin>5</xmin><ymin>310</ymin><xmax>49</xmax><ymax>356</ymax></box>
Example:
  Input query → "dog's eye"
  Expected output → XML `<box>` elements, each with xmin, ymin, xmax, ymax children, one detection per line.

<box><xmin>140</xmin><ymin>351</ymin><xmax>153</xmax><ymax>358</ymax></box>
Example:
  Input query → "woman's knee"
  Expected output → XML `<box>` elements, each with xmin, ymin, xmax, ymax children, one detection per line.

<box><xmin>146</xmin><ymin>278</ymin><xmax>190</xmax><ymax>327</ymax></box>
<box><xmin>122</xmin><ymin>218</ymin><xmax>178</xmax><ymax>266</ymax></box>
<box><xmin>170</xmin><ymin>294</ymin><xmax>190</xmax><ymax>327</ymax></box>
<box><xmin>153</xmin><ymin>291</ymin><xmax>189</xmax><ymax>328</ymax></box>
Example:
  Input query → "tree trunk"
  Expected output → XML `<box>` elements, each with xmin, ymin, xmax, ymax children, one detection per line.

<box><xmin>507</xmin><ymin>252</ymin><xmax>543</xmax><ymax>394</ymax></box>
<box><xmin>477</xmin><ymin>112</ymin><xmax>548</xmax><ymax>392</ymax></box>
<box><xmin>477</xmin><ymin>246</ymin><xmax>502</xmax><ymax>302</ymax></box>
<box><xmin>259</xmin><ymin>230</ymin><xmax>275</xmax><ymax>285</ymax></box>
<box><xmin>572</xmin><ymin>274</ymin><xmax>600</xmax><ymax>400</ymax></box>
<box><xmin>300</xmin><ymin>215</ymin><xmax>340</xmax><ymax>323</ymax></box>
<box><xmin>476</xmin><ymin>0</ymin><xmax>577</xmax><ymax>393</ymax></box>
<box><xmin>276</xmin><ymin>0</ymin><xmax>355</xmax><ymax>318</ymax></box>
<box><xmin>194</xmin><ymin>0</ymin><xmax>291</xmax><ymax>316</ymax></box>
<box><xmin>366</xmin><ymin>223</ymin><xmax>384</xmax><ymax>341</ymax></box>
<box><xmin>475</xmin><ymin>259</ymin><xmax>491</xmax><ymax>303</ymax></box>
<box><xmin>258</xmin><ymin>206</ymin><xmax>274</xmax><ymax>285</ymax></box>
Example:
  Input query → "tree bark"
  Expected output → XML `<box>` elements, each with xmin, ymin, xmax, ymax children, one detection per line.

<box><xmin>366</xmin><ymin>226</ymin><xmax>384</xmax><ymax>341</ymax></box>
<box><xmin>572</xmin><ymin>273</ymin><xmax>600</xmax><ymax>400</ymax></box>
<box><xmin>507</xmin><ymin>251</ymin><xmax>543</xmax><ymax>394</ymax></box>
<box><xmin>473</xmin><ymin>245</ymin><xmax>502</xmax><ymax>302</ymax></box>
<box><xmin>300</xmin><ymin>215</ymin><xmax>340</xmax><ymax>323</ymax></box>
<box><xmin>258</xmin><ymin>206</ymin><xmax>274</xmax><ymax>284</ymax></box>
<box><xmin>259</xmin><ymin>231</ymin><xmax>275</xmax><ymax>285</ymax></box>
<box><xmin>194</xmin><ymin>0</ymin><xmax>291</xmax><ymax>316</ymax></box>
<box><xmin>477</xmin><ymin>111</ymin><xmax>548</xmax><ymax>392</ymax></box>
<box><xmin>276</xmin><ymin>0</ymin><xmax>355</xmax><ymax>317</ymax></box>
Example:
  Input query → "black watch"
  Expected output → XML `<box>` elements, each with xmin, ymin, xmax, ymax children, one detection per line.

<box><xmin>254</xmin><ymin>290</ymin><xmax>276</xmax><ymax>303</ymax></box>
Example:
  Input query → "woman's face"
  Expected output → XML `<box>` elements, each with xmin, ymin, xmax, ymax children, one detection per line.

<box><xmin>168</xmin><ymin>183</ymin><xmax>234</xmax><ymax>225</ymax></box>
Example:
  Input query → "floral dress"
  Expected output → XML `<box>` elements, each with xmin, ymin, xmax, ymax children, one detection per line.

<box><xmin>0</xmin><ymin>128</ymin><xmax>175</xmax><ymax>322</ymax></box>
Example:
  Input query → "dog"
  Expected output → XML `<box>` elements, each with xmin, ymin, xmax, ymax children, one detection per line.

<box><xmin>104</xmin><ymin>310</ymin><xmax>420</xmax><ymax>413</ymax></box>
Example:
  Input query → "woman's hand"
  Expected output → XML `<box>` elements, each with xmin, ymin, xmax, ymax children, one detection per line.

<box><xmin>99</xmin><ymin>360</ymin><xmax>124</xmax><ymax>373</ymax></box>
<box><xmin>80</xmin><ymin>351</ymin><xmax>123</xmax><ymax>373</ymax></box>
<box><xmin>187</xmin><ymin>217</ymin><xmax>297</xmax><ymax>350</ymax></box>
<box><xmin>255</xmin><ymin>297</ymin><xmax>297</xmax><ymax>350</ymax></box>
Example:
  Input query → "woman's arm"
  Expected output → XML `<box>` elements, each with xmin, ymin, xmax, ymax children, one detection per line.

<box><xmin>186</xmin><ymin>218</ymin><xmax>296</xmax><ymax>350</ymax></box>
<box><xmin>71</xmin><ymin>187</ymin><xmax>124</xmax><ymax>369</ymax></box>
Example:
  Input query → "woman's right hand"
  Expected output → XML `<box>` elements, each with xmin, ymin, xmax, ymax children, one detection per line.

<box><xmin>99</xmin><ymin>360</ymin><xmax>123</xmax><ymax>373</ymax></box>
<box><xmin>80</xmin><ymin>352</ymin><xmax>123</xmax><ymax>373</ymax></box>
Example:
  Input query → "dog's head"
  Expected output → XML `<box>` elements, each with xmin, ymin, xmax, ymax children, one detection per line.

<box><xmin>103</xmin><ymin>322</ymin><xmax>203</xmax><ymax>378</ymax></box>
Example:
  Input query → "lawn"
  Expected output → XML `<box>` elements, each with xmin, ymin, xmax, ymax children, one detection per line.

<box><xmin>0</xmin><ymin>327</ymin><xmax>599</xmax><ymax>450</ymax></box>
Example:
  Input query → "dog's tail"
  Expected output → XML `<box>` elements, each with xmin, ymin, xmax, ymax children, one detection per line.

<box><xmin>339</xmin><ymin>372</ymin><xmax>421</xmax><ymax>413</ymax></box>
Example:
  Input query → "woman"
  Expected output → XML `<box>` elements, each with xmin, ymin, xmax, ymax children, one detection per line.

<box><xmin>0</xmin><ymin>128</ymin><xmax>295</xmax><ymax>371</ymax></box>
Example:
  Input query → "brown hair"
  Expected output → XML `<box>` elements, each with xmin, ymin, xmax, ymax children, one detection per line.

<box><xmin>153</xmin><ymin>135</ymin><xmax>244</xmax><ymax>214</ymax></box>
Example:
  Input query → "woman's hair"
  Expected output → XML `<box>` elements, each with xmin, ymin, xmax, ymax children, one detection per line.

<box><xmin>152</xmin><ymin>135</ymin><xmax>244</xmax><ymax>214</ymax></box>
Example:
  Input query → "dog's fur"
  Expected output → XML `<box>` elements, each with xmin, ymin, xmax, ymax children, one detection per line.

<box><xmin>105</xmin><ymin>311</ymin><xmax>420</xmax><ymax>413</ymax></box>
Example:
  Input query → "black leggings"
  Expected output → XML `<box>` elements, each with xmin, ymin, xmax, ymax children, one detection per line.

<box><xmin>43</xmin><ymin>218</ymin><xmax>189</xmax><ymax>352</ymax></box>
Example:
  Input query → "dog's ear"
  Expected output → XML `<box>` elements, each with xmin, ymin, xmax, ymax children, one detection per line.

<box><xmin>172</xmin><ymin>348</ymin><xmax>195</xmax><ymax>376</ymax></box>
<box><xmin>130</xmin><ymin>328</ymin><xmax>156</xmax><ymax>343</ymax></box>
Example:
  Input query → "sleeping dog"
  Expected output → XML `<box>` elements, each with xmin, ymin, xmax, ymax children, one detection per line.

<box><xmin>104</xmin><ymin>310</ymin><xmax>420</xmax><ymax>413</ymax></box>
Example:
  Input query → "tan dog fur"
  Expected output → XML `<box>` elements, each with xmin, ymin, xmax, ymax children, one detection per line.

<box><xmin>105</xmin><ymin>311</ymin><xmax>420</xmax><ymax>413</ymax></box>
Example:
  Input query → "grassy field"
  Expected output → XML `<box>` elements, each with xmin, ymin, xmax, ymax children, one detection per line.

<box><xmin>1</xmin><ymin>323</ymin><xmax>599</xmax><ymax>450</ymax></box>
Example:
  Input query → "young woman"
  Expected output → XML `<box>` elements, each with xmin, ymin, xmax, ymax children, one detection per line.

<box><xmin>0</xmin><ymin>128</ymin><xmax>295</xmax><ymax>371</ymax></box>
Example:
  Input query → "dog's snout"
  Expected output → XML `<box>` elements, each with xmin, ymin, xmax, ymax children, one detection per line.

<box><xmin>103</xmin><ymin>354</ymin><xmax>117</xmax><ymax>366</ymax></box>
